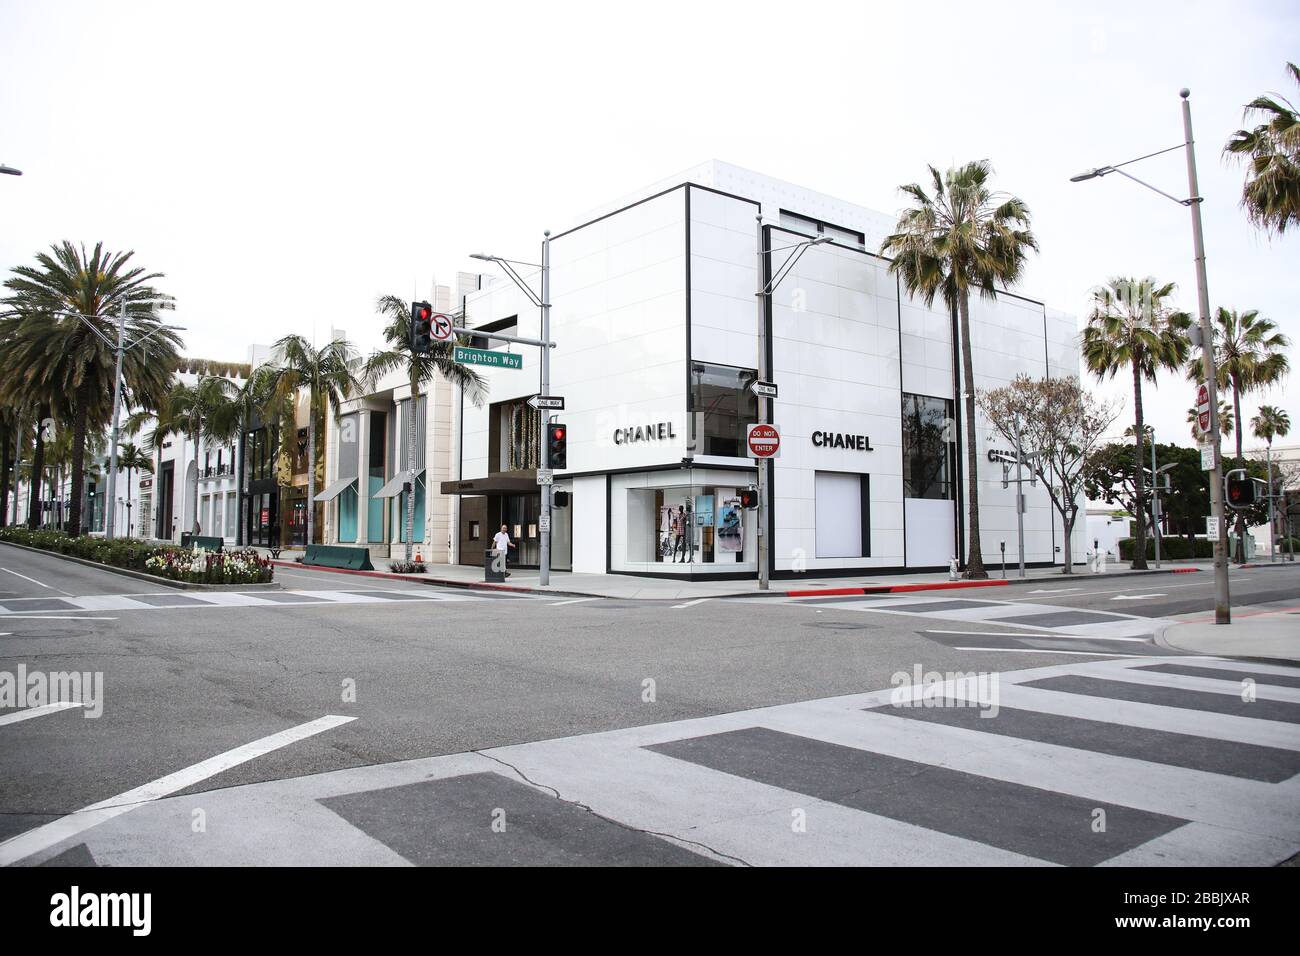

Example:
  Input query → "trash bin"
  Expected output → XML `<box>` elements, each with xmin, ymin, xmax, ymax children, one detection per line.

<box><xmin>485</xmin><ymin>548</ymin><xmax>507</xmax><ymax>582</ymax></box>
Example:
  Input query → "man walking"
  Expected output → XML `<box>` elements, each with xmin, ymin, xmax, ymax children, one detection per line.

<box><xmin>492</xmin><ymin>523</ymin><xmax>515</xmax><ymax>578</ymax></box>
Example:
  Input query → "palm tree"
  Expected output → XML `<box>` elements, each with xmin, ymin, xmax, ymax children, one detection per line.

<box><xmin>1186</xmin><ymin>400</ymin><xmax>1233</xmax><ymax>441</ymax></box>
<box><xmin>1252</xmin><ymin>405</ymin><xmax>1292</xmax><ymax>560</ymax></box>
<box><xmin>881</xmin><ymin>161</ymin><xmax>1038</xmax><ymax>578</ymax></box>
<box><xmin>1082</xmin><ymin>277</ymin><xmax>1191</xmax><ymax>569</ymax></box>
<box><xmin>0</xmin><ymin>242</ymin><xmax>180</xmax><ymax>535</ymax></box>
<box><xmin>258</xmin><ymin>335</ymin><xmax>360</xmax><ymax>547</ymax></box>
<box><xmin>154</xmin><ymin>376</ymin><xmax>242</xmax><ymax>537</ymax></box>
<box><xmin>1190</xmin><ymin>308</ymin><xmax>1291</xmax><ymax>463</ymax></box>
<box><xmin>1224</xmin><ymin>62</ymin><xmax>1300</xmax><ymax>235</ymax></box>
<box><xmin>363</xmin><ymin>296</ymin><xmax>486</xmax><ymax>563</ymax></box>
<box><xmin>116</xmin><ymin>441</ymin><xmax>154</xmax><ymax>538</ymax></box>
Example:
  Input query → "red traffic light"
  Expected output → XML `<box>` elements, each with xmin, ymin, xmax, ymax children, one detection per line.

<box><xmin>416</xmin><ymin>305</ymin><xmax>431</xmax><ymax>321</ymax></box>
<box><xmin>552</xmin><ymin>427</ymin><xmax>565</xmax><ymax>441</ymax></box>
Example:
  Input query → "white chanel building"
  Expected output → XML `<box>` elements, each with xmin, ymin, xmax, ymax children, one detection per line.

<box><xmin>438</xmin><ymin>160</ymin><xmax>1082</xmax><ymax>580</ymax></box>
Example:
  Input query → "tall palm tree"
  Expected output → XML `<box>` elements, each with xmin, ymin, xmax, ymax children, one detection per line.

<box><xmin>1186</xmin><ymin>400</ymin><xmax>1233</xmax><ymax>441</ymax></box>
<box><xmin>363</xmin><ymin>296</ymin><xmax>486</xmax><ymax>563</ymax></box>
<box><xmin>1082</xmin><ymin>277</ymin><xmax>1191</xmax><ymax>570</ymax></box>
<box><xmin>1252</xmin><ymin>405</ymin><xmax>1292</xmax><ymax>560</ymax></box>
<box><xmin>1190</xmin><ymin>308</ymin><xmax>1291</xmax><ymax>463</ymax></box>
<box><xmin>881</xmin><ymin>160</ymin><xmax>1038</xmax><ymax>578</ymax></box>
<box><xmin>0</xmin><ymin>242</ymin><xmax>180</xmax><ymax>535</ymax></box>
<box><xmin>258</xmin><ymin>335</ymin><xmax>359</xmax><ymax>547</ymax></box>
<box><xmin>154</xmin><ymin>376</ymin><xmax>242</xmax><ymax>536</ymax></box>
<box><xmin>116</xmin><ymin>441</ymin><xmax>154</xmax><ymax>538</ymax></box>
<box><xmin>1224</xmin><ymin>62</ymin><xmax>1300</xmax><ymax>235</ymax></box>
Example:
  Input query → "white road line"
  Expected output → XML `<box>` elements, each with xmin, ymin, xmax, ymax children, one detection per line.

<box><xmin>0</xmin><ymin>714</ymin><xmax>356</xmax><ymax>867</ymax></box>
<box><xmin>952</xmin><ymin>646</ymin><xmax>1145</xmax><ymax>658</ymax></box>
<box><xmin>672</xmin><ymin>598</ymin><xmax>710</xmax><ymax>609</ymax></box>
<box><xmin>924</xmin><ymin>629</ymin><xmax>1151</xmax><ymax>643</ymax></box>
<box><xmin>1</xmin><ymin>568</ymin><xmax>52</xmax><ymax>589</ymax></box>
<box><xmin>548</xmin><ymin>597</ymin><xmax>596</xmax><ymax>606</ymax></box>
<box><xmin>0</xmin><ymin>615</ymin><xmax>118</xmax><ymax>621</ymax></box>
<box><xmin>0</xmin><ymin>702</ymin><xmax>84</xmax><ymax>727</ymax></box>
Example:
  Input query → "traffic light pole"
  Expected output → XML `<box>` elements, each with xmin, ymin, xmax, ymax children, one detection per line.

<box><xmin>539</xmin><ymin>231</ymin><xmax>552</xmax><ymax>587</ymax></box>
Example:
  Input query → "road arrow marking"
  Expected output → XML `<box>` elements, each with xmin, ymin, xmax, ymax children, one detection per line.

<box><xmin>1027</xmin><ymin>588</ymin><xmax>1079</xmax><ymax>595</ymax></box>
<box><xmin>1111</xmin><ymin>593</ymin><xmax>1166</xmax><ymax>601</ymax></box>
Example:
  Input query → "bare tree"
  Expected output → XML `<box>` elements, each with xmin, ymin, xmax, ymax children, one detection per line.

<box><xmin>979</xmin><ymin>376</ymin><xmax>1119</xmax><ymax>574</ymax></box>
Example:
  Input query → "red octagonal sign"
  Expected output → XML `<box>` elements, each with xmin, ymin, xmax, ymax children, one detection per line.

<box><xmin>747</xmin><ymin>423</ymin><xmax>781</xmax><ymax>459</ymax></box>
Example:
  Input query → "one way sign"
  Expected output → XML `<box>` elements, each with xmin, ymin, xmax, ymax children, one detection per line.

<box><xmin>528</xmin><ymin>395</ymin><xmax>565</xmax><ymax>411</ymax></box>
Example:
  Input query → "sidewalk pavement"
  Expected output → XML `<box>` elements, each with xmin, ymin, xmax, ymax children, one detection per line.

<box><xmin>1158</xmin><ymin>612</ymin><xmax>1300</xmax><ymax>664</ymax></box>
<box><xmin>257</xmin><ymin>548</ymin><xmax>1219</xmax><ymax>601</ymax></box>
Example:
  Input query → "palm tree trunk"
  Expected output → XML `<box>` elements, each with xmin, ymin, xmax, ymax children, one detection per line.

<box><xmin>1231</xmin><ymin>374</ymin><xmax>1247</xmax><ymax>563</ymax></box>
<box><xmin>27</xmin><ymin>411</ymin><xmax>45</xmax><ymax>530</ymax></box>
<box><xmin>1130</xmin><ymin>364</ymin><xmax>1149</xmax><ymax>569</ymax></box>
<box><xmin>306</xmin><ymin>411</ymin><xmax>316</xmax><ymax>547</ymax></box>
<box><xmin>67</xmin><ymin>384</ymin><xmax>90</xmax><ymax>536</ymax></box>
<box><xmin>191</xmin><ymin>421</ymin><xmax>201</xmax><ymax>536</ymax></box>
<box><xmin>958</xmin><ymin>292</ymin><xmax>986</xmax><ymax>578</ymax></box>
<box><xmin>405</xmin><ymin>381</ymin><xmax>418</xmax><ymax>564</ymax></box>
<box><xmin>0</xmin><ymin>423</ymin><xmax>10</xmax><ymax>530</ymax></box>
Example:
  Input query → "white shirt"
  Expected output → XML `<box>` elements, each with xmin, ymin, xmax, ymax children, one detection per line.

<box><xmin>492</xmin><ymin>531</ymin><xmax>511</xmax><ymax>552</ymax></box>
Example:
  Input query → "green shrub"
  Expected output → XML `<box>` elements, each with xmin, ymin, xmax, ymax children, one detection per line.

<box><xmin>0</xmin><ymin>527</ymin><xmax>272</xmax><ymax>583</ymax></box>
<box><xmin>1118</xmin><ymin>537</ymin><xmax>1215</xmax><ymax>560</ymax></box>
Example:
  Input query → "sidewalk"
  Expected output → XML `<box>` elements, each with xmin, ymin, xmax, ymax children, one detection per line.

<box><xmin>1158</xmin><ymin>613</ymin><xmax>1300</xmax><ymax>664</ymax></box>
<box><xmin>258</xmin><ymin>548</ymin><xmax>1217</xmax><ymax>601</ymax></box>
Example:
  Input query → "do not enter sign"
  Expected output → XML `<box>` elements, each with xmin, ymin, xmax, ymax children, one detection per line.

<box><xmin>1195</xmin><ymin>382</ymin><xmax>1211</xmax><ymax>434</ymax></box>
<box><xmin>747</xmin><ymin>423</ymin><xmax>781</xmax><ymax>459</ymax></box>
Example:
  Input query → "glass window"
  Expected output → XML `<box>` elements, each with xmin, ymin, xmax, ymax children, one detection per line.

<box><xmin>902</xmin><ymin>393</ymin><xmax>955</xmax><ymax>500</ymax></box>
<box><xmin>690</xmin><ymin>363</ymin><xmax>757</xmax><ymax>458</ymax></box>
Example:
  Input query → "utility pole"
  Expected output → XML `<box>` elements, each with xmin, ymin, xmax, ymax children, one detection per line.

<box><xmin>1266</xmin><ymin>443</ymin><xmax>1276</xmax><ymax>563</ymax></box>
<box><xmin>1181</xmin><ymin>89</ymin><xmax>1231</xmax><ymax>622</ymax></box>
<box><xmin>991</xmin><ymin>422</ymin><xmax>1032</xmax><ymax>578</ymax></box>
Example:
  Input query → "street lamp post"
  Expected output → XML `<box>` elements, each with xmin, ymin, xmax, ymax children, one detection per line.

<box><xmin>1070</xmin><ymin>88</ymin><xmax>1231</xmax><ymax>624</ymax></box>
<box><xmin>753</xmin><ymin>219</ymin><xmax>834</xmax><ymax>590</ymax></box>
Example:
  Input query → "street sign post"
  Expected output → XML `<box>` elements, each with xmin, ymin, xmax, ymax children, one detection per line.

<box><xmin>536</xmin><ymin>470</ymin><xmax>554</xmax><ymax>485</ymax></box>
<box><xmin>1207</xmin><ymin>515</ymin><xmax>1219</xmax><ymax>538</ymax></box>
<box><xmin>528</xmin><ymin>395</ymin><xmax>565</xmax><ymax>411</ymax></box>
<box><xmin>454</xmin><ymin>345</ymin><xmax>523</xmax><ymax>370</ymax></box>
<box><xmin>431</xmin><ymin>313</ymin><xmax>454</xmax><ymax>341</ymax></box>
<box><xmin>1200</xmin><ymin>443</ymin><xmax>1215</xmax><ymax>471</ymax></box>
<box><xmin>750</xmin><ymin>381</ymin><xmax>778</xmax><ymax>399</ymax></box>
<box><xmin>746</xmin><ymin>423</ymin><xmax>781</xmax><ymax>459</ymax></box>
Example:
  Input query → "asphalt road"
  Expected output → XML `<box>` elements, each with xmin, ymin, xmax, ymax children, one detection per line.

<box><xmin>1</xmin><ymin>543</ymin><xmax>1297</xmax><ymax>866</ymax></box>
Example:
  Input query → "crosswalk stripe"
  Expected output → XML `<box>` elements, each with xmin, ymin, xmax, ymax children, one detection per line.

<box><xmin>0</xmin><ymin>588</ymin><xmax>497</xmax><ymax>615</ymax></box>
<box><xmin>1066</xmin><ymin>661</ymin><xmax>1300</xmax><ymax>703</ymax></box>
<box><xmin>0</xmin><ymin>701</ymin><xmax>84</xmax><ymax>727</ymax></box>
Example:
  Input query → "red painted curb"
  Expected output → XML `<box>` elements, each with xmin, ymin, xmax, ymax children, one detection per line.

<box><xmin>1170</xmin><ymin>567</ymin><xmax>1203</xmax><ymax>574</ymax></box>
<box><xmin>269</xmin><ymin>559</ymin><xmax>537</xmax><ymax>595</ymax></box>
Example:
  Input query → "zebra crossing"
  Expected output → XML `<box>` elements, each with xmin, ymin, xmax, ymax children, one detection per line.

<box><xmin>781</xmin><ymin>592</ymin><xmax>1178</xmax><ymax>641</ymax></box>
<box><xmin>20</xmin><ymin>654</ymin><xmax>1299</xmax><ymax>866</ymax></box>
<box><xmin>0</xmin><ymin>587</ymin><xmax>525</xmax><ymax>616</ymax></box>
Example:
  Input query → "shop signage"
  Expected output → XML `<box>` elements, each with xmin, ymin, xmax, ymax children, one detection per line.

<box><xmin>813</xmin><ymin>431</ymin><xmax>872</xmax><ymax>451</ymax></box>
<box><xmin>455</xmin><ymin>345</ymin><xmax>523</xmax><ymax>370</ymax></box>
<box><xmin>613</xmin><ymin>421</ymin><xmax>678</xmax><ymax>445</ymax></box>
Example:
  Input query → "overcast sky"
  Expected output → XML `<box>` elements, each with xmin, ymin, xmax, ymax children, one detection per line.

<box><xmin>2</xmin><ymin>0</ymin><xmax>1296</xmax><ymax>450</ymax></box>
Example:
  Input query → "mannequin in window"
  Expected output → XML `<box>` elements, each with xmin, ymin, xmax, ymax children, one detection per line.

<box><xmin>671</xmin><ymin>505</ymin><xmax>686</xmax><ymax>562</ymax></box>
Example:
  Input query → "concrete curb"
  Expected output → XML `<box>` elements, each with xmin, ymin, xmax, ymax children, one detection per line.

<box><xmin>0</xmin><ymin>540</ymin><xmax>282</xmax><ymax>592</ymax></box>
<box><xmin>267</xmin><ymin>558</ymin><xmax>1215</xmax><ymax>601</ymax></box>
<box><xmin>1153</xmin><ymin>620</ymin><xmax>1300</xmax><ymax>668</ymax></box>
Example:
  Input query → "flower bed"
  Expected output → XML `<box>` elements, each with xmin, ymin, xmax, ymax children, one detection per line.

<box><xmin>0</xmin><ymin>527</ymin><xmax>274</xmax><ymax>585</ymax></box>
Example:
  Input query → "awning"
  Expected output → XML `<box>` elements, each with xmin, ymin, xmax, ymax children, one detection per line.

<box><xmin>374</xmin><ymin>469</ymin><xmax>425</xmax><ymax>499</ymax></box>
<box><xmin>440</xmin><ymin>472</ymin><xmax>539</xmax><ymax>496</ymax></box>
<box><xmin>313</xmin><ymin>476</ymin><xmax>357</xmax><ymax>502</ymax></box>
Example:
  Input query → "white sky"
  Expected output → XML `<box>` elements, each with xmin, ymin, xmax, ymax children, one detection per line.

<box><xmin>2</xmin><ymin>0</ymin><xmax>1297</xmax><ymax>450</ymax></box>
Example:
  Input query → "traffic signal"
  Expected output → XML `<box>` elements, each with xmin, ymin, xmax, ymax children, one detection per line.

<box><xmin>1226</xmin><ymin>474</ymin><xmax>1256</xmax><ymax>508</ymax></box>
<box><xmin>739</xmin><ymin>487</ymin><xmax>758</xmax><ymax>509</ymax></box>
<box><xmin>547</xmin><ymin>422</ymin><xmax>567</xmax><ymax>469</ymax></box>
<box><xmin>410</xmin><ymin>301</ymin><xmax>433</xmax><ymax>354</ymax></box>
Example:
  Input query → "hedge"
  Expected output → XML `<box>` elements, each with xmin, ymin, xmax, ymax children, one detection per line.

<box><xmin>1118</xmin><ymin>537</ymin><xmax>1215</xmax><ymax>560</ymax></box>
<box><xmin>0</xmin><ymin>527</ymin><xmax>273</xmax><ymax>584</ymax></box>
